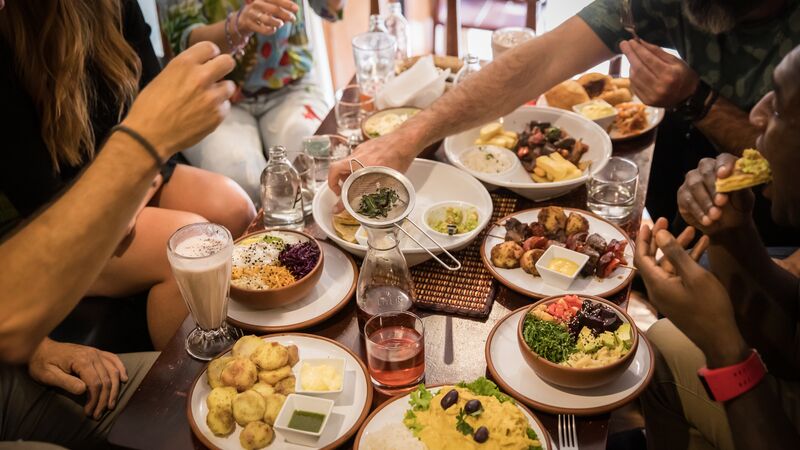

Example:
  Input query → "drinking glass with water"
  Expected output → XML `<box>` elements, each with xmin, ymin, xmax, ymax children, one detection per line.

<box><xmin>587</xmin><ymin>156</ymin><xmax>639</xmax><ymax>222</ymax></box>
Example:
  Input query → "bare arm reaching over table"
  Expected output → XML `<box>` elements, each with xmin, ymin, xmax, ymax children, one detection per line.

<box><xmin>328</xmin><ymin>17</ymin><xmax>615</xmax><ymax>193</ymax></box>
<box><xmin>0</xmin><ymin>42</ymin><xmax>235</xmax><ymax>364</ymax></box>
<box><xmin>695</xmin><ymin>97</ymin><xmax>760</xmax><ymax>155</ymax></box>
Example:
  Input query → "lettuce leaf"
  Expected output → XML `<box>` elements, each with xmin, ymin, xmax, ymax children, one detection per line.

<box><xmin>527</xmin><ymin>427</ymin><xmax>544</xmax><ymax>450</ymax></box>
<box><xmin>409</xmin><ymin>384</ymin><xmax>433</xmax><ymax>411</ymax></box>
<box><xmin>457</xmin><ymin>377</ymin><xmax>513</xmax><ymax>404</ymax></box>
<box><xmin>403</xmin><ymin>410</ymin><xmax>424</xmax><ymax>436</ymax></box>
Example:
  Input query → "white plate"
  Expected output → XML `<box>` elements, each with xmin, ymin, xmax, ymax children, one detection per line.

<box><xmin>312</xmin><ymin>159</ymin><xmax>493</xmax><ymax>266</ymax></box>
<box><xmin>188</xmin><ymin>334</ymin><xmax>373</xmax><ymax>450</ymax></box>
<box><xmin>354</xmin><ymin>385</ymin><xmax>552</xmax><ymax>450</ymax></box>
<box><xmin>486</xmin><ymin>307</ymin><xmax>654</xmax><ymax>415</ymax></box>
<box><xmin>481</xmin><ymin>207</ymin><xmax>635</xmax><ymax>298</ymax></box>
<box><xmin>444</xmin><ymin>105</ymin><xmax>613</xmax><ymax>202</ymax></box>
<box><xmin>227</xmin><ymin>242</ymin><xmax>357</xmax><ymax>332</ymax></box>
<box><xmin>538</xmin><ymin>94</ymin><xmax>665</xmax><ymax>141</ymax></box>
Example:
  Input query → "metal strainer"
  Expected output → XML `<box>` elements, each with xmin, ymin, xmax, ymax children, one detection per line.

<box><xmin>341</xmin><ymin>160</ymin><xmax>461</xmax><ymax>271</ymax></box>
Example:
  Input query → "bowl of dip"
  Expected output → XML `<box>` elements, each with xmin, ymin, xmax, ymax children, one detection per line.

<box><xmin>572</xmin><ymin>99</ymin><xmax>618</xmax><ymax>131</ymax></box>
<box><xmin>457</xmin><ymin>145</ymin><xmax>519</xmax><ymax>176</ymax></box>
<box><xmin>230</xmin><ymin>230</ymin><xmax>324</xmax><ymax>310</ymax></box>
<box><xmin>362</xmin><ymin>107</ymin><xmax>421</xmax><ymax>139</ymax></box>
<box><xmin>534</xmin><ymin>246</ymin><xmax>589</xmax><ymax>290</ymax></box>
<box><xmin>422</xmin><ymin>201</ymin><xmax>481</xmax><ymax>238</ymax></box>
<box><xmin>274</xmin><ymin>394</ymin><xmax>335</xmax><ymax>446</ymax></box>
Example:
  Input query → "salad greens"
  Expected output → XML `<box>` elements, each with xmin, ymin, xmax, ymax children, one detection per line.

<box><xmin>409</xmin><ymin>384</ymin><xmax>433</xmax><ymax>411</ymax></box>
<box><xmin>456</xmin><ymin>377</ymin><xmax>513</xmax><ymax>404</ymax></box>
<box><xmin>522</xmin><ymin>315</ymin><xmax>576</xmax><ymax>364</ymax></box>
<box><xmin>357</xmin><ymin>187</ymin><xmax>399</xmax><ymax>219</ymax></box>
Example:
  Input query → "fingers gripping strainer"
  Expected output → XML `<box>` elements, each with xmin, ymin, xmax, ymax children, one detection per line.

<box><xmin>341</xmin><ymin>160</ymin><xmax>461</xmax><ymax>271</ymax></box>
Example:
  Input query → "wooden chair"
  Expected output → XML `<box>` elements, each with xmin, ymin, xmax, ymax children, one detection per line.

<box><xmin>435</xmin><ymin>0</ymin><xmax>540</xmax><ymax>56</ymax></box>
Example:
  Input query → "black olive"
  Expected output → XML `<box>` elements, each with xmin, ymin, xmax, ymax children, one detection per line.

<box><xmin>474</xmin><ymin>426</ymin><xmax>489</xmax><ymax>443</ymax></box>
<box><xmin>464</xmin><ymin>399</ymin><xmax>482</xmax><ymax>415</ymax></box>
<box><xmin>440</xmin><ymin>389</ymin><xmax>459</xmax><ymax>410</ymax></box>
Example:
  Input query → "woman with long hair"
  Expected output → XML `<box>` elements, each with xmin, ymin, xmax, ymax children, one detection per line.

<box><xmin>0</xmin><ymin>0</ymin><xmax>256</xmax><ymax>349</ymax></box>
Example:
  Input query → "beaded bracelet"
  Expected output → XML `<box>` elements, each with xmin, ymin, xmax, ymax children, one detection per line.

<box><xmin>224</xmin><ymin>12</ymin><xmax>236</xmax><ymax>53</ymax></box>
<box><xmin>232</xmin><ymin>7</ymin><xmax>253</xmax><ymax>55</ymax></box>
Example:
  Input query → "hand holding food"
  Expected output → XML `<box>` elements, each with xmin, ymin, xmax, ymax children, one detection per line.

<box><xmin>619</xmin><ymin>39</ymin><xmax>700</xmax><ymax>108</ymax></box>
<box><xmin>678</xmin><ymin>153</ymin><xmax>755</xmax><ymax>234</ymax></box>
<box><xmin>714</xmin><ymin>149</ymin><xmax>772</xmax><ymax>193</ymax></box>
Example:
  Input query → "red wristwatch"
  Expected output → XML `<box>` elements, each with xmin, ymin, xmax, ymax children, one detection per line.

<box><xmin>698</xmin><ymin>349</ymin><xmax>767</xmax><ymax>403</ymax></box>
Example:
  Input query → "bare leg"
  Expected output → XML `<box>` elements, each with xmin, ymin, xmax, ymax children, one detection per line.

<box><xmin>153</xmin><ymin>165</ymin><xmax>256</xmax><ymax>238</ymax></box>
<box><xmin>88</xmin><ymin>207</ymin><xmax>207</xmax><ymax>349</ymax></box>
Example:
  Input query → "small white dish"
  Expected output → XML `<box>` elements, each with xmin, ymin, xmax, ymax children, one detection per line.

<box><xmin>456</xmin><ymin>145</ymin><xmax>519</xmax><ymax>176</ymax></box>
<box><xmin>572</xmin><ymin>99</ymin><xmax>618</xmax><ymax>131</ymax></box>
<box><xmin>535</xmin><ymin>246</ymin><xmax>590</xmax><ymax>290</ymax></box>
<box><xmin>296</xmin><ymin>358</ymin><xmax>346</xmax><ymax>395</ymax></box>
<box><xmin>422</xmin><ymin>201</ymin><xmax>482</xmax><ymax>238</ymax></box>
<box><xmin>274</xmin><ymin>394</ymin><xmax>335</xmax><ymax>446</ymax></box>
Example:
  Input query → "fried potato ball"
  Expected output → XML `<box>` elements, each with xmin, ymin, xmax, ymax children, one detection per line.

<box><xmin>520</xmin><ymin>249</ymin><xmax>545</xmax><ymax>276</ymax></box>
<box><xmin>538</xmin><ymin>206</ymin><xmax>567</xmax><ymax>235</ymax></box>
<box><xmin>250</xmin><ymin>382</ymin><xmax>276</xmax><ymax>398</ymax></box>
<box><xmin>250</xmin><ymin>342</ymin><xmax>289</xmax><ymax>371</ymax></box>
<box><xmin>206</xmin><ymin>405</ymin><xmax>236</xmax><ymax>437</ymax></box>
<box><xmin>491</xmin><ymin>241</ymin><xmax>523</xmax><ymax>269</ymax></box>
<box><xmin>232</xmin><ymin>335</ymin><xmax>266</xmax><ymax>359</ymax></box>
<box><xmin>262</xmin><ymin>393</ymin><xmax>286</xmax><ymax>426</ymax></box>
<box><xmin>232</xmin><ymin>390</ymin><xmax>267</xmax><ymax>427</ymax></box>
<box><xmin>257</xmin><ymin>365</ymin><xmax>292</xmax><ymax>385</ymax></box>
<box><xmin>239</xmin><ymin>420</ymin><xmax>275</xmax><ymax>450</ymax></box>
<box><xmin>206</xmin><ymin>386</ymin><xmax>237</xmax><ymax>411</ymax></box>
<box><xmin>287</xmin><ymin>344</ymin><xmax>299</xmax><ymax>367</ymax></box>
<box><xmin>274</xmin><ymin>375</ymin><xmax>296</xmax><ymax>395</ymax></box>
<box><xmin>565</xmin><ymin>212</ymin><xmax>590</xmax><ymax>236</ymax></box>
<box><xmin>221</xmin><ymin>357</ymin><xmax>258</xmax><ymax>392</ymax></box>
<box><xmin>207</xmin><ymin>356</ymin><xmax>234</xmax><ymax>389</ymax></box>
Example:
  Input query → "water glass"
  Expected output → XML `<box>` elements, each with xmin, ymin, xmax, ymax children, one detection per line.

<box><xmin>166</xmin><ymin>223</ymin><xmax>238</xmax><ymax>360</ymax></box>
<box><xmin>302</xmin><ymin>134</ymin><xmax>351</xmax><ymax>189</ymax></box>
<box><xmin>285</xmin><ymin>150</ymin><xmax>316</xmax><ymax>216</ymax></box>
<box><xmin>586</xmin><ymin>157</ymin><xmax>639</xmax><ymax>222</ymax></box>
<box><xmin>352</xmin><ymin>32</ymin><xmax>396</xmax><ymax>97</ymax></box>
<box><xmin>335</xmin><ymin>85</ymin><xmax>374</xmax><ymax>142</ymax></box>
<box><xmin>364</xmin><ymin>311</ymin><xmax>425</xmax><ymax>394</ymax></box>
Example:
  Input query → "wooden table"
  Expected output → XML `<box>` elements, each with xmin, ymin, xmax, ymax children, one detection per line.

<box><xmin>109</xmin><ymin>110</ymin><xmax>656</xmax><ymax>450</ymax></box>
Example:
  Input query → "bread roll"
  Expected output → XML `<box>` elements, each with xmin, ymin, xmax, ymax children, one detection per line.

<box><xmin>598</xmin><ymin>88</ymin><xmax>633</xmax><ymax>105</ymax></box>
<box><xmin>544</xmin><ymin>81</ymin><xmax>590</xmax><ymax>110</ymax></box>
<box><xmin>611</xmin><ymin>78</ymin><xmax>631</xmax><ymax>89</ymax></box>
<box><xmin>578</xmin><ymin>73</ymin><xmax>613</xmax><ymax>97</ymax></box>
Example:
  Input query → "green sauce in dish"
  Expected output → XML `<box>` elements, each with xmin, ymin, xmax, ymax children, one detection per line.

<box><xmin>288</xmin><ymin>410</ymin><xmax>326</xmax><ymax>433</ymax></box>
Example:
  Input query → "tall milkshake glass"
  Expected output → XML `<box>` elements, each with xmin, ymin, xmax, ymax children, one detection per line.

<box><xmin>167</xmin><ymin>223</ymin><xmax>237</xmax><ymax>360</ymax></box>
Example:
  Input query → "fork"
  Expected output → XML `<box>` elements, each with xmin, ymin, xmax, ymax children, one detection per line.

<box><xmin>558</xmin><ymin>414</ymin><xmax>579</xmax><ymax>450</ymax></box>
<box><xmin>620</xmin><ymin>0</ymin><xmax>640</xmax><ymax>40</ymax></box>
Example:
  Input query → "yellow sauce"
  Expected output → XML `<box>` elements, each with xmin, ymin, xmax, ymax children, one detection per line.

<box><xmin>547</xmin><ymin>258</ymin><xmax>579</xmax><ymax>276</ymax></box>
<box><xmin>579</xmin><ymin>102</ymin><xmax>616</xmax><ymax>120</ymax></box>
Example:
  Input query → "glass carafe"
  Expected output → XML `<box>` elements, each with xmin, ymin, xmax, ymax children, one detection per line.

<box><xmin>356</xmin><ymin>225</ymin><xmax>415</xmax><ymax>328</ymax></box>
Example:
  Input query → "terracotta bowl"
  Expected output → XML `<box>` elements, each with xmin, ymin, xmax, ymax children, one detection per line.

<box><xmin>516</xmin><ymin>295</ymin><xmax>639</xmax><ymax>389</ymax></box>
<box><xmin>361</xmin><ymin>107</ymin><xmax>442</xmax><ymax>157</ymax></box>
<box><xmin>230</xmin><ymin>229</ymin><xmax>324</xmax><ymax>310</ymax></box>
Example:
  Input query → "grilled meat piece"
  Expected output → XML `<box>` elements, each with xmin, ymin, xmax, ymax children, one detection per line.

<box><xmin>503</xmin><ymin>218</ymin><xmax>529</xmax><ymax>244</ymax></box>
<box><xmin>586</xmin><ymin>233</ymin><xmax>607</xmax><ymax>253</ymax></box>
<box><xmin>581</xmin><ymin>248</ymin><xmax>600</xmax><ymax>276</ymax></box>
<box><xmin>528</xmin><ymin>222</ymin><xmax>547</xmax><ymax>237</ymax></box>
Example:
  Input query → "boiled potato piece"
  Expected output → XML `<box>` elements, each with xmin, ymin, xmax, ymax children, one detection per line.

<box><xmin>488</xmin><ymin>136</ymin><xmax>511</xmax><ymax>148</ymax></box>
<box><xmin>239</xmin><ymin>421</ymin><xmax>274</xmax><ymax>450</ymax></box>
<box><xmin>490</xmin><ymin>241</ymin><xmax>523</xmax><ymax>269</ymax></box>
<box><xmin>232</xmin><ymin>390</ymin><xmax>267</xmax><ymax>426</ymax></box>
<box><xmin>221</xmin><ymin>357</ymin><xmax>258</xmax><ymax>392</ymax></box>
<box><xmin>206</xmin><ymin>406</ymin><xmax>236</xmax><ymax>437</ymax></box>
<box><xmin>251</xmin><ymin>382</ymin><xmax>276</xmax><ymax>398</ymax></box>
<box><xmin>474</xmin><ymin>137</ymin><xmax>489</xmax><ymax>145</ymax></box>
<box><xmin>274</xmin><ymin>375</ymin><xmax>296</xmax><ymax>395</ymax></box>
<box><xmin>258</xmin><ymin>365</ymin><xmax>292</xmax><ymax>385</ymax></box>
<box><xmin>262</xmin><ymin>393</ymin><xmax>287</xmax><ymax>426</ymax></box>
<box><xmin>479</xmin><ymin>122</ymin><xmax>503</xmax><ymax>140</ymax></box>
<box><xmin>206</xmin><ymin>386</ymin><xmax>237</xmax><ymax>411</ymax></box>
<box><xmin>250</xmin><ymin>342</ymin><xmax>289</xmax><ymax>371</ymax></box>
<box><xmin>232</xmin><ymin>335</ymin><xmax>266</xmax><ymax>359</ymax></box>
<box><xmin>536</xmin><ymin>155</ymin><xmax>569</xmax><ymax>180</ymax></box>
<box><xmin>287</xmin><ymin>345</ymin><xmax>299</xmax><ymax>367</ymax></box>
<box><xmin>531</xmin><ymin>173</ymin><xmax>550</xmax><ymax>183</ymax></box>
<box><xmin>207</xmin><ymin>356</ymin><xmax>234</xmax><ymax>389</ymax></box>
<box><xmin>501</xmin><ymin>130</ymin><xmax>518</xmax><ymax>139</ymax></box>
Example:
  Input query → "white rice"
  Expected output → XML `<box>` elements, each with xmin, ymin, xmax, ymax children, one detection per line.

<box><xmin>362</xmin><ymin>423</ymin><xmax>428</xmax><ymax>450</ymax></box>
<box><xmin>461</xmin><ymin>146</ymin><xmax>514</xmax><ymax>174</ymax></box>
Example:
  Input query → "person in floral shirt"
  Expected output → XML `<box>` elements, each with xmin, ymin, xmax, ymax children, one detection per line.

<box><xmin>164</xmin><ymin>0</ymin><xmax>344</xmax><ymax>203</ymax></box>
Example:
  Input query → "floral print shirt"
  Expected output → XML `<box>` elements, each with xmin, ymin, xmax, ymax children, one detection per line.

<box><xmin>163</xmin><ymin>0</ymin><xmax>340</xmax><ymax>97</ymax></box>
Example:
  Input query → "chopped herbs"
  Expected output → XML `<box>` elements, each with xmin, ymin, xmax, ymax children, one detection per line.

<box><xmin>455</xmin><ymin>408</ymin><xmax>474</xmax><ymax>436</ymax></box>
<box><xmin>522</xmin><ymin>315</ymin><xmax>576</xmax><ymax>363</ymax></box>
<box><xmin>357</xmin><ymin>187</ymin><xmax>399</xmax><ymax>219</ymax></box>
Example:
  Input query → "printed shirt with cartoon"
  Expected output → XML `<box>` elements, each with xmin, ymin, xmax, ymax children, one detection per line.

<box><xmin>578</xmin><ymin>0</ymin><xmax>800</xmax><ymax>110</ymax></box>
<box><xmin>164</xmin><ymin>0</ymin><xmax>340</xmax><ymax>98</ymax></box>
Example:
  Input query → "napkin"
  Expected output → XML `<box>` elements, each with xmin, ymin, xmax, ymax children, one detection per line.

<box><xmin>375</xmin><ymin>55</ymin><xmax>450</xmax><ymax>110</ymax></box>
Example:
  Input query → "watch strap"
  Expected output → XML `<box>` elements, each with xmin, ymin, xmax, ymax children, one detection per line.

<box><xmin>670</xmin><ymin>80</ymin><xmax>716</xmax><ymax>122</ymax></box>
<box><xmin>698</xmin><ymin>350</ymin><xmax>766</xmax><ymax>403</ymax></box>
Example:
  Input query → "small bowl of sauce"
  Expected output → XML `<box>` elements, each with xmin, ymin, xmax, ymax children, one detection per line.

<box><xmin>274</xmin><ymin>394</ymin><xmax>335</xmax><ymax>446</ymax></box>
<box><xmin>572</xmin><ymin>99</ymin><xmax>618</xmax><ymax>131</ymax></box>
<box><xmin>535</xmin><ymin>246</ymin><xmax>589</xmax><ymax>289</ymax></box>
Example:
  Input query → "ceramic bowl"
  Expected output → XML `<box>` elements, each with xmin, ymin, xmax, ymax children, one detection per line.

<box><xmin>516</xmin><ymin>295</ymin><xmax>639</xmax><ymax>389</ymax></box>
<box><xmin>229</xmin><ymin>230</ymin><xmax>324</xmax><ymax>310</ymax></box>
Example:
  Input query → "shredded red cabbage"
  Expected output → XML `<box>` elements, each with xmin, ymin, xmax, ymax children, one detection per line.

<box><xmin>278</xmin><ymin>241</ymin><xmax>321</xmax><ymax>279</ymax></box>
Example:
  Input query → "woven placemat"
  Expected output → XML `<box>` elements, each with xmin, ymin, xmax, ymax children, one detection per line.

<box><xmin>410</xmin><ymin>193</ymin><xmax>517</xmax><ymax>318</ymax></box>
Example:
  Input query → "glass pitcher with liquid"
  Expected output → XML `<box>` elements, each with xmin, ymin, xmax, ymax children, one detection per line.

<box><xmin>356</xmin><ymin>224</ymin><xmax>416</xmax><ymax>326</ymax></box>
